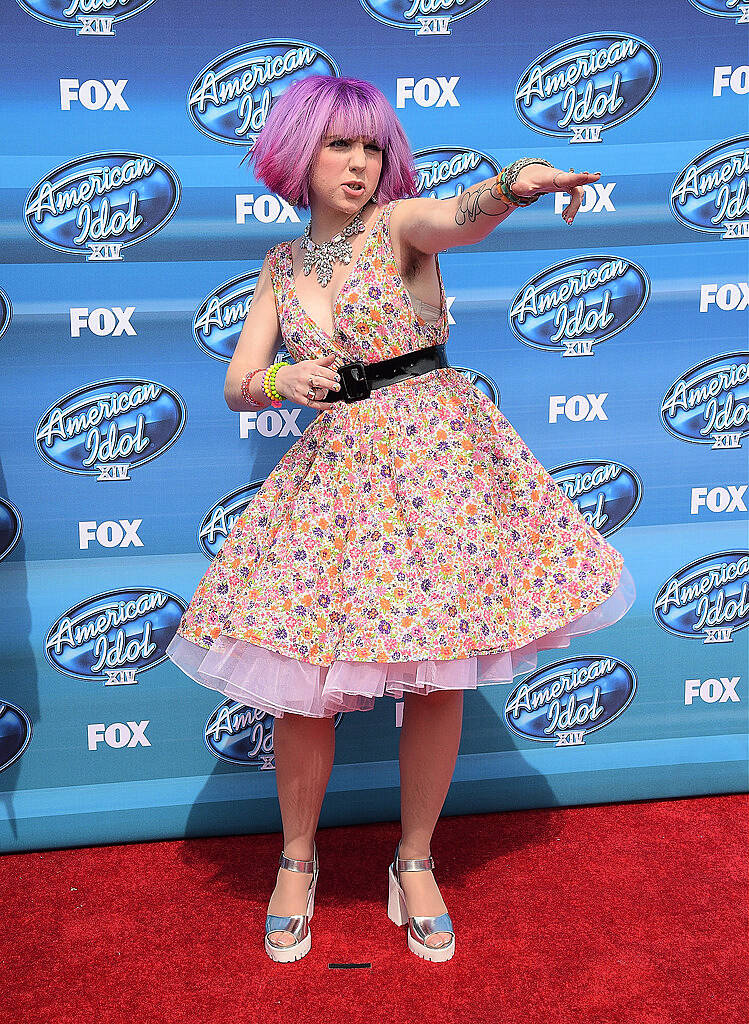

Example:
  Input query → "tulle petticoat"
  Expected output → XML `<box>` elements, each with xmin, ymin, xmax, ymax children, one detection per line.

<box><xmin>165</xmin><ymin>564</ymin><xmax>636</xmax><ymax>719</ymax></box>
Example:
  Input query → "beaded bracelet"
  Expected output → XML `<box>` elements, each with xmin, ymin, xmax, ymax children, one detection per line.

<box><xmin>262</xmin><ymin>361</ymin><xmax>289</xmax><ymax>408</ymax></box>
<box><xmin>497</xmin><ymin>157</ymin><xmax>555</xmax><ymax>207</ymax></box>
<box><xmin>496</xmin><ymin>168</ymin><xmax>536</xmax><ymax>207</ymax></box>
<box><xmin>240</xmin><ymin>367</ymin><xmax>269</xmax><ymax>409</ymax></box>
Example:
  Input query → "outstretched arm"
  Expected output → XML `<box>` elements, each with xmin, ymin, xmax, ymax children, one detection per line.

<box><xmin>392</xmin><ymin>164</ymin><xmax>602</xmax><ymax>255</ymax></box>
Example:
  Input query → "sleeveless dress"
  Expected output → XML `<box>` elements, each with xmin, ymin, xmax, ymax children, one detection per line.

<box><xmin>165</xmin><ymin>199</ymin><xmax>636</xmax><ymax>718</ymax></box>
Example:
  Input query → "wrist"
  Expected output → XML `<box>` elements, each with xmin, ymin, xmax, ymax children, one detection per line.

<box><xmin>272</xmin><ymin>364</ymin><xmax>288</xmax><ymax>396</ymax></box>
<box><xmin>496</xmin><ymin>169</ymin><xmax>535</xmax><ymax>207</ymax></box>
<box><xmin>511</xmin><ymin>169</ymin><xmax>541</xmax><ymax>199</ymax></box>
<box><xmin>261</xmin><ymin>362</ymin><xmax>287</xmax><ymax>408</ymax></box>
<box><xmin>239</xmin><ymin>367</ymin><xmax>270</xmax><ymax>410</ymax></box>
<box><xmin>500</xmin><ymin>158</ymin><xmax>554</xmax><ymax>205</ymax></box>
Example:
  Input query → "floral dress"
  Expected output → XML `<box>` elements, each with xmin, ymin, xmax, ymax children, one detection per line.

<box><xmin>165</xmin><ymin>199</ymin><xmax>636</xmax><ymax>717</ymax></box>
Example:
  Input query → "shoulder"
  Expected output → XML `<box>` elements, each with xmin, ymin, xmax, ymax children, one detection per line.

<box><xmin>388</xmin><ymin>196</ymin><xmax>453</xmax><ymax>257</ymax></box>
<box><xmin>384</xmin><ymin>197</ymin><xmax>407</xmax><ymax>216</ymax></box>
<box><xmin>265</xmin><ymin>239</ymin><xmax>291</xmax><ymax>261</ymax></box>
<box><xmin>385</xmin><ymin>197</ymin><xmax>435</xmax><ymax>263</ymax></box>
<box><xmin>388</xmin><ymin>195</ymin><xmax>431</xmax><ymax>224</ymax></box>
<box><xmin>263</xmin><ymin>240</ymin><xmax>293</xmax><ymax>279</ymax></box>
<box><xmin>381</xmin><ymin>197</ymin><xmax>410</xmax><ymax>239</ymax></box>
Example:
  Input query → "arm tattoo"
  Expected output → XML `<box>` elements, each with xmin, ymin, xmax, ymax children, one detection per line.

<box><xmin>455</xmin><ymin>178</ymin><xmax>512</xmax><ymax>226</ymax></box>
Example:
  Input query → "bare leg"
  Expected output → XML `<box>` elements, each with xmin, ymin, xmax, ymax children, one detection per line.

<box><xmin>397</xmin><ymin>688</ymin><xmax>464</xmax><ymax>947</ymax></box>
<box><xmin>266</xmin><ymin>712</ymin><xmax>335</xmax><ymax>946</ymax></box>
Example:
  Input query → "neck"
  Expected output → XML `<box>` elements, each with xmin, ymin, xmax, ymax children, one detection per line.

<box><xmin>307</xmin><ymin>199</ymin><xmax>372</xmax><ymax>242</ymax></box>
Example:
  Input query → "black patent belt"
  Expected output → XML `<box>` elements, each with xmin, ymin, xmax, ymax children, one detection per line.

<box><xmin>327</xmin><ymin>344</ymin><xmax>449</xmax><ymax>403</ymax></box>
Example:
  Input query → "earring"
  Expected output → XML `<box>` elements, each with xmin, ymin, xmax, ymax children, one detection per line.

<box><xmin>371</xmin><ymin>192</ymin><xmax>378</xmax><ymax>203</ymax></box>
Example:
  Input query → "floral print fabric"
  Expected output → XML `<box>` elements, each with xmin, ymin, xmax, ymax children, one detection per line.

<box><xmin>165</xmin><ymin>199</ymin><xmax>635</xmax><ymax>717</ymax></box>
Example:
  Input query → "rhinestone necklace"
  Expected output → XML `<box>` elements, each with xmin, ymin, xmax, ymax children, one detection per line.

<box><xmin>300</xmin><ymin>208</ymin><xmax>367</xmax><ymax>287</ymax></box>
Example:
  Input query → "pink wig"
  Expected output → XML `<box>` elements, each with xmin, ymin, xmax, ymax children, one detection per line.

<box><xmin>243</xmin><ymin>75</ymin><xmax>418</xmax><ymax>208</ymax></box>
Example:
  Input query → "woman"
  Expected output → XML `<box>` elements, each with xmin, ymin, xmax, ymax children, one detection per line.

<box><xmin>165</xmin><ymin>75</ymin><xmax>635</xmax><ymax>964</ymax></box>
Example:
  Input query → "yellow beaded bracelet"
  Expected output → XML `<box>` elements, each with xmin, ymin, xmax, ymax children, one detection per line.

<box><xmin>262</xmin><ymin>362</ymin><xmax>288</xmax><ymax>408</ymax></box>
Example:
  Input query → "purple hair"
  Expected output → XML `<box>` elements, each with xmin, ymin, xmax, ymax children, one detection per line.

<box><xmin>243</xmin><ymin>75</ymin><xmax>418</xmax><ymax>208</ymax></box>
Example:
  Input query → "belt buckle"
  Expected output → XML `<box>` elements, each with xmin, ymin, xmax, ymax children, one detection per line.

<box><xmin>339</xmin><ymin>359</ymin><xmax>370</xmax><ymax>402</ymax></box>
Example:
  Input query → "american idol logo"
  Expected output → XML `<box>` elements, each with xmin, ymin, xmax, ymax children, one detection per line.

<box><xmin>0</xmin><ymin>286</ymin><xmax>11</xmax><ymax>342</ymax></box>
<box><xmin>0</xmin><ymin>498</ymin><xmax>23</xmax><ymax>563</ymax></box>
<box><xmin>46</xmin><ymin>588</ymin><xmax>187</xmax><ymax>683</ymax></box>
<box><xmin>193</xmin><ymin>270</ymin><xmax>296</xmax><ymax>364</ymax></box>
<box><xmin>25</xmin><ymin>152</ymin><xmax>180</xmax><ymax>261</ymax></box>
<box><xmin>194</xmin><ymin>270</ymin><xmax>260</xmax><ymax>359</ymax></box>
<box><xmin>16</xmin><ymin>0</ymin><xmax>158</xmax><ymax>36</ymax></box>
<box><xmin>505</xmin><ymin>655</ymin><xmax>636</xmax><ymax>746</ymax></box>
<box><xmin>413</xmin><ymin>147</ymin><xmax>499</xmax><ymax>200</ymax></box>
<box><xmin>199</xmin><ymin>482</ymin><xmax>266</xmax><ymax>559</ymax></box>
<box><xmin>515</xmin><ymin>33</ymin><xmax>661</xmax><ymax>143</ymax></box>
<box><xmin>205</xmin><ymin>701</ymin><xmax>276</xmax><ymax>767</ymax></box>
<box><xmin>687</xmin><ymin>1</ymin><xmax>749</xmax><ymax>24</ymax></box>
<box><xmin>509</xmin><ymin>256</ymin><xmax>650</xmax><ymax>356</ymax></box>
<box><xmin>358</xmin><ymin>0</ymin><xmax>491</xmax><ymax>36</ymax></box>
<box><xmin>670</xmin><ymin>137</ymin><xmax>749</xmax><ymax>239</ymax></box>
<box><xmin>549</xmin><ymin>461</ymin><xmax>641</xmax><ymax>538</ymax></box>
<box><xmin>204</xmin><ymin>699</ymin><xmax>344</xmax><ymax>766</ymax></box>
<box><xmin>0</xmin><ymin>701</ymin><xmax>33</xmax><ymax>773</ymax></box>
<box><xmin>35</xmin><ymin>379</ymin><xmax>187</xmax><ymax>481</ymax></box>
<box><xmin>653</xmin><ymin>551</ymin><xmax>749</xmax><ymax>644</ymax></box>
<box><xmin>661</xmin><ymin>352</ymin><xmax>749</xmax><ymax>450</ymax></box>
<box><xmin>188</xmin><ymin>40</ymin><xmax>339</xmax><ymax>147</ymax></box>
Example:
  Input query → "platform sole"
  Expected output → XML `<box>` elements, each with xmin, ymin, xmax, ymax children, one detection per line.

<box><xmin>264</xmin><ymin>871</ymin><xmax>317</xmax><ymax>963</ymax></box>
<box><xmin>387</xmin><ymin>863</ymin><xmax>455</xmax><ymax>962</ymax></box>
<box><xmin>264</xmin><ymin>927</ymin><xmax>313</xmax><ymax>963</ymax></box>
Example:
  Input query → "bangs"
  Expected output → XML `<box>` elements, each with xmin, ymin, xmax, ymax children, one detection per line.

<box><xmin>323</xmin><ymin>93</ymin><xmax>390</xmax><ymax>149</ymax></box>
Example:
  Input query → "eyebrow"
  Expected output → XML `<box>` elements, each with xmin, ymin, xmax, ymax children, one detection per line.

<box><xmin>325</xmin><ymin>135</ymin><xmax>380</xmax><ymax>145</ymax></box>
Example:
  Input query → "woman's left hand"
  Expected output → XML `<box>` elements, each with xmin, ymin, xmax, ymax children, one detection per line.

<box><xmin>511</xmin><ymin>166</ymin><xmax>602</xmax><ymax>225</ymax></box>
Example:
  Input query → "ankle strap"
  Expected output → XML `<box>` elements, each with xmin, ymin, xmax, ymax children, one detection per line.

<box><xmin>397</xmin><ymin>854</ymin><xmax>434</xmax><ymax>871</ymax></box>
<box><xmin>395</xmin><ymin>839</ymin><xmax>434</xmax><ymax>872</ymax></box>
<box><xmin>279</xmin><ymin>845</ymin><xmax>316</xmax><ymax>873</ymax></box>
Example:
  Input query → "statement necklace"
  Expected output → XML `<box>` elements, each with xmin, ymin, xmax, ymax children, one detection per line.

<box><xmin>300</xmin><ymin>210</ymin><xmax>366</xmax><ymax>287</ymax></box>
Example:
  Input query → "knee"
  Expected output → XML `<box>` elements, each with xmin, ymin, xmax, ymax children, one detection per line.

<box><xmin>406</xmin><ymin>688</ymin><xmax>464</xmax><ymax>705</ymax></box>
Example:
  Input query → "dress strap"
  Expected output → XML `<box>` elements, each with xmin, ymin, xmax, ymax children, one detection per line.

<box><xmin>382</xmin><ymin>197</ymin><xmax>404</xmax><ymax>229</ymax></box>
<box><xmin>265</xmin><ymin>243</ymin><xmax>278</xmax><ymax>291</ymax></box>
<box><xmin>265</xmin><ymin>242</ymin><xmax>290</xmax><ymax>317</ymax></box>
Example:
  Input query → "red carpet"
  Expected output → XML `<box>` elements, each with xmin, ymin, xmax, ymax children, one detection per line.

<box><xmin>2</xmin><ymin>794</ymin><xmax>746</xmax><ymax>1024</ymax></box>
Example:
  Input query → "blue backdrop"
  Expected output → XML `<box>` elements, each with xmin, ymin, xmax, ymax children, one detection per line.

<box><xmin>1</xmin><ymin>0</ymin><xmax>747</xmax><ymax>853</ymax></box>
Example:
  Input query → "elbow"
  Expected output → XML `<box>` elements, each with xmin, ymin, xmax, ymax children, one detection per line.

<box><xmin>224</xmin><ymin>378</ymin><xmax>237</xmax><ymax>412</ymax></box>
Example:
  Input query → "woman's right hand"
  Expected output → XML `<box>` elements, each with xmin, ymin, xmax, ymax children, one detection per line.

<box><xmin>274</xmin><ymin>353</ymin><xmax>342</xmax><ymax>411</ymax></box>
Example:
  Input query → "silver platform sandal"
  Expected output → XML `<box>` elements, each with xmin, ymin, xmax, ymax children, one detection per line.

<box><xmin>387</xmin><ymin>838</ymin><xmax>455</xmax><ymax>962</ymax></box>
<box><xmin>265</xmin><ymin>842</ymin><xmax>319</xmax><ymax>963</ymax></box>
